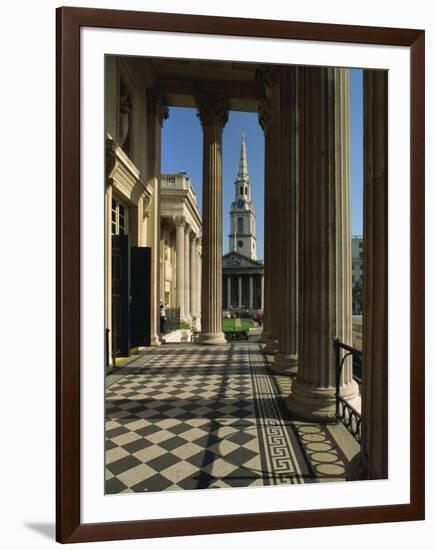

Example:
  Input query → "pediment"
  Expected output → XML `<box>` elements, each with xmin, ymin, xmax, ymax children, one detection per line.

<box><xmin>223</xmin><ymin>252</ymin><xmax>263</xmax><ymax>269</ymax></box>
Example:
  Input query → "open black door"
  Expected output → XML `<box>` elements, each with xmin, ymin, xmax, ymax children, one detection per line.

<box><xmin>111</xmin><ymin>234</ymin><xmax>130</xmax><ymax>357</ymax></box>
<box><xmin>130</xmin><ymin>246</ymin><xmax>151</xmax><ymax>347</ymax></box>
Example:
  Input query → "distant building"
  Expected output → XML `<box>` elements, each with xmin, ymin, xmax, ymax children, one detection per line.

<box><xmin>160</xmin><ymin>172</ymin><xmax>202</xmax><ymax>329</ymax></box>
<box><xmin>223</xmin><ymin>134</ymin><xmax>264</xmax><ymax>311</ymax></box>
<box><xmin>352</xmin><ymin>235</ymin><xmax>364</xmax><ymax>314</ymax></box>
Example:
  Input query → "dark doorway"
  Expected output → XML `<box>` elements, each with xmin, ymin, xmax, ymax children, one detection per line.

<box><xmin>111</xmin><ymin>234</ymin><xmax>130</xmax><ymax>357</ymax></box>
<box><xmin>130</xmin><ymin>246</ymin><xmax>151</xmax><ymax>347</ymax></box>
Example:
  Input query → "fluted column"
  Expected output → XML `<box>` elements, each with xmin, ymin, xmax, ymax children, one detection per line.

<box><xmin>146</xmin><ymin>89</ymin><xmax>168</xmax><ymax>345</ymax></box>
<box><xmin>260</xmin><ymin>274</ymin><xmax>264</xmax><ymax>309</ymax></box>
<box><xmin>196</xmin><ymin>238</ymin><xmax>202</xmax><ymax>330</ymax></box>
<box><xmin>249</xmin><ymin>276</ymin><xmax>254</xmax><ymax>309</ymax></box>
<box><xmin>196</xmin><ymin>94</ymin><xmax>228</xmax><ymax>344</ymax></box>
<box><xmin>227</xmin><ymin>276</ymin><xmax>231</xmax><ymax>309</ymax></box>
<box><xmin>286</xmin><ymin>67</ymin><xmax>359</xmax><ymax>421</ymax></box>
<box><xmin>271</xmin><ymin>66</ymin><xmax>299</xmax><ymax>376</ymax></box>
<box><xmin>360</xmin><ymin>70</ymin><xmax>388</xmax><ymax>479</ymax></box>
<box><xmin>189</xmin><ymin>231</ymin><xmax>197</xmax><ymax>323</ymax></box>
<box><xmin>258</xmin><ymin>70</ymin><xmax>280</xmax><ymax>353</ymax></box>
<box><xmin>175</xmin><ymin>216</ymin><xmax>185</xmax><ymax>320</ymax></box>
<box><xmin>184</xmin><ymin>224</ymin><xmax>191</xmax><ymax>321</ymax></box>
<box><xmin>238</xmin><ymin>277</ymin><xmax>242</xmax><ymax>308</ymax></box>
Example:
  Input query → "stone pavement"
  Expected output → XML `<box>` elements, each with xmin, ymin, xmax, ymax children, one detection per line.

<box><xmin>105</xmin><ymin>343</ymin><xmax>356</xmax><ymax>494</ymax></box>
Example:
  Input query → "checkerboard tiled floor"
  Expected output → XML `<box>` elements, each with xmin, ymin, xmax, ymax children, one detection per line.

<box><xmin>105</xmin><ymin>343</ymin><xmax>338</xmax><ymax>494</ymax></box>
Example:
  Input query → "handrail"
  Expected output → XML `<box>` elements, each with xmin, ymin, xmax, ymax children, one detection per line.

<box><xmin>333</xmin><ymin>336</ymin><xmax>362</xmax><ymax>443</ymax></box>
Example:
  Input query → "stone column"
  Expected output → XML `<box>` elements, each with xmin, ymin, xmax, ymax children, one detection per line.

<box><xmin>227</xmin><ymin>276</ymin><xmax>231</xmax><ymax>310</ymax></box>
<box><xmin>271</xmin><ymin>66</ymin><xmax>299</xmax><ymax>376</ymax></box>
<box><xmin>249</xmin><ymin>276</ymin><xmax>254</xmax><ymax>310</ymax></box>
<box><xmin>184</xmin><ymin>224</ymin><xmax>191</xmax><ymax>321</ymax></box>
<box><xmin>238</xmin><ymin>276</ymin><xmax>242</xmax><ymax>308</ymax></box>
<box><xmin>286</xmin><ymin>67</ymin><xmax>359</xmax><ymax>421</ymax></box>
<box><xmin>360</xmin><ymin>70</ymin><xmax>388</xmax><ymax>479</ymax></box>
<box><xmin>196</xmin><ymin>238</ymin><xmax>202</xmax><ymax>330</ymax></box>
<box><xmin>104</xmin><ymin>179</ymin><xmax>113</xmax><ymax>363</ymax></box>
<box><xmin>190</xmin><ymin>231</ymin><xmax>197</xmax><ymax>324</ymax></box>
<box><xmin>260</xmin><ymin>274</ymin><xmax>264</xmax><ymax>310</ymax></box>
<box><xmin>258</xmin><ymin>70</ymin><xmax>280</xmax><ymax>353</ymax></box>
<box><xmin>175</xmin><ymin>216</ymin><xmax>185</xmax><ymax>321</ymax></box>
<box><xmin>146</xmin><ymin>89</ymin><xmax>168</xmax><ymax>345</ymax></box>
<box><xmin>196</xmin><ymin>94</ymin><xmax>228</xmax><ymax>344</ymax></box>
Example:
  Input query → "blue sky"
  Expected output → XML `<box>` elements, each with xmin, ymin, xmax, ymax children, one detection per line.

<box><xmin>162</xmin><ymin>68</ymin><xmax>363</xmax><ymax>258</ymax></box>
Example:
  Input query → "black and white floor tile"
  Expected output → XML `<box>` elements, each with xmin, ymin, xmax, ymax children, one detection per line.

<box><xmin>105</xmin><ymin>343</ymin><xmax>337</xmax><ymax>494</ymax></box>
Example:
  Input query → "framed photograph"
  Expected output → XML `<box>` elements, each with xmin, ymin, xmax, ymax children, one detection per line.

<box><xmin>56</xmin><ymin>7</ymin><xmax>425</xmax><ymax>543</ymax></box>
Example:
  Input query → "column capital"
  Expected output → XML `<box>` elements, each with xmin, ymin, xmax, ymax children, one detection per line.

<box><xmin>257</xmin><ymin>66</ymin><xmax>281</xmax><ymax>95</ymax></box>
<box><xmin>195</xmin><ymin>93</ymin><xmax>229</xmax><ymax>130</ymax></box>
<box><xmin>184</xmin><ymin>222</ymin><xmax>191</xmax><ymax>234</ymax></box>
<box><xmin>189</xmin><ymin>230</ymin><xmax>197</xmax><ymax>241</ymax></box>
<box><xmin>174</xmin><ymin>215</ymin><xmax>186</xmax><ymax>228</ymax></box>
<box><xmin>147</xmin><ymin>88</ymin><xmax>169</xmax><ymax>127</ymax></box>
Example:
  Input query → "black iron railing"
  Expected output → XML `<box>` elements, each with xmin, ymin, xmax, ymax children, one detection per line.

<box><xmin>333</xmin><ymin>337</ymin><xmax>362</xmax><ymax>443</ymax></box>
<box><xmin>163</xmin><ymin>307</ymin><xmax>180</xmax><ymax>334</ymax></box>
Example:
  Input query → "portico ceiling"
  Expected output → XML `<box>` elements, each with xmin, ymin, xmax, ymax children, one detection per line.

<box><xmin>147</xmin><ymin>58</ymin><xmax>264</xmax><ymax>112</ymax></box>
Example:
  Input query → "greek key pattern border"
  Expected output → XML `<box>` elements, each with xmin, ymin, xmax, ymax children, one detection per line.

<box><xmin>248</xmin><ymin>346</ymin><xmax>306</xmax><ymax>485</ymax></box>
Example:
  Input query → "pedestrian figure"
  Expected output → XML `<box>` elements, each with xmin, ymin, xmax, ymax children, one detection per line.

<box><xmin>160</xmin><ymin>302</ymin><xmax>166</xmax><ymax>335</ymax></box>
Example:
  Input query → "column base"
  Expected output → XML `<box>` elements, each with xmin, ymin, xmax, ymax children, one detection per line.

<box><xmin>286</xmin><ymin>379</ymin><xmax>359</xmax><ymax>422</ymax></box>
<box><xmin>149</xmin><ymin>335</ymin><xmax>162</xmax><ymax>347</ymax></box>
<box><xmin>192</xmin><ymin>316</ymin><xmax>201</xmax><ymax>331</ymax></box>
<box><xmin>270</xmin><ymin>353</ymin><xmax>298</xmax><ymax>376</ymax></box>
<box><xmin>263</xmin><ymin>337</ymin><xmax>279</xmax><ymax>354</ymax></box>
<box><xmin>197</xmin><ymin>332</ymin><xmax>227</xmax><ymax>345</ymax></box>
<box><xmin>258</xmin><ymin>330</ymin><xmax>269</xmax><ymax>344</ymax></box>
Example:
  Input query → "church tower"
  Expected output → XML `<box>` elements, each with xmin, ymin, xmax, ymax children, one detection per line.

<box><xmin>229</xmin><ymin>133</ymin><xmax>257</xmax><ymax>259</ymax></box>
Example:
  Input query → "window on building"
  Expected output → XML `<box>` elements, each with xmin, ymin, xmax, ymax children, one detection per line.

<box><xmin>240</xmin><ymin>187</ymin><xmax>243</xmax><ymax>196</ymax></box>
<box><xmin>238</xmin><ymin>217</ymin><xmax>243</xmax><ymax>234</ymax></box>
<box><xmin>112</xmin><ymin>198</ymin><xmax>129</xmax><ymax>235</ymax></box>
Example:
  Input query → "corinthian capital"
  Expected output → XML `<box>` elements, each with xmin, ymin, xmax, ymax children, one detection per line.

<box><xmin>147</xmin><ymin>88</ymin><xmax>169</xmax><ymax>127</ymax></box>
<box><xmin>195</xmin><ymin>94</ymin><xmax>229</xmax><ymax>130</ymax></box>
<box><xmin>174</xmin><ymin>215</ymin><xmax>186</xmax><ymax>228</ymax></box>
<box><xmin>256</xmin><ymin>66</ymin><xmax>280</xmax><ymax>96</ymax></box>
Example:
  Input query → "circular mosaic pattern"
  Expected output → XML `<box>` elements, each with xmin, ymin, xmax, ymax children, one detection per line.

<box><xmin>295</xmin><ymin>423</ymin><xmax>347</xmax><ymax>480</ymax></box>
<box><xmin>300</xmin><ymin>433</ymin><xmax>325</xmax><ymax>442</ymax></box>
<box><xmin>299</xmin><ymin>426</ymin><xmax>322</xmax><ymax>434</ymax></box>
<box><xmin>306</xmin><ymin>442</ymin><xmax>331</xmax><ymax>452</ymax></box>
<box><xmin>311</xmin><ymin>452</ymin><xmax>338</xmax><ymax>463</ymax></box>
<box><xmin>316</xmin><ymin>463</ymin><xmax>345</xmax><ymax>476</ymax></box>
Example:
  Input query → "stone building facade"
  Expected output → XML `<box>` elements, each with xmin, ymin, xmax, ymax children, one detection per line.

<box><xmin>223</xmin><ymin>133</ymin><xmax>264</xmax><ymax>312</ymax></box>
<box><xmin>352</xmin><ymin>235</ymin><xmax>364</xmax><ymax>314</ymax></box>
<box><xmin>352</xmin><ymin>235</ymin><xmax>364</xmax><ymax>286</ymax></box>
<box><xmin>105</xmin><ymin>57</ymin><xmax>167</xmax><ymax>360</ymax></box>
<box><xmin>160</xmin><ymin>172</ymin><xmax>202</xmax><ymax>329</ymax></box>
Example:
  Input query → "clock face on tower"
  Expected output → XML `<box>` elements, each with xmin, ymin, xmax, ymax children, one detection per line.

<box><xmin>237</xmin><ymin>199</ymin><xmax>244</xmax><ymax>209</ymax></box>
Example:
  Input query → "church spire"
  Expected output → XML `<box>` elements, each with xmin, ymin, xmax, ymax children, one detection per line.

<box><xmin>237</xmin><ymin>132</ymin><xmax>249</xmax><ymax>181</ymax></box>
<box><xmin>229</xmin><ymin>132</ymin><xmax>256</xmax><ymax>259</ymax></box>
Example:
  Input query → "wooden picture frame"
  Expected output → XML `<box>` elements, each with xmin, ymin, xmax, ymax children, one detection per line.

<box><xmin>56</xmin><ymin>6</ymin><xmax>425</xmax><ymax>543</ymax></box>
